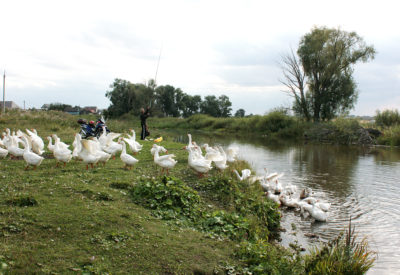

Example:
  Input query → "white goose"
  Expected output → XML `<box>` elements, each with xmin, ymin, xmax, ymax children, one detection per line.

<box><xmin>279</xmin><ymin>194</ymin><xmax>300</xmax><ymax>208</ymax></box>
<box><xmin>273</xmin><ymin>179</ymin><xmax>283</xmax><ymax>195</ymax></box>
<box><xmin>123</xmin><ymin>134</ymin><xmax>141</xmax><ymax>155</ymax></box>
<box><xmin>21</xmin><ymin>136</ymin><xmax>44</xmax><ymax>170</ymax></box>
<box><xmin>98</xmin><ymin>126</ymin><xmax>109</xmax><ymax>148</ymax></box>
<box><xmin>265</xmin><ymin>191</ymin><xmax>281</xmax><ymax>206</ymax></box>
<box><xmin>297</xmin><ymin>200</ymin><xmax>313</xmax><ymax>217</ymax></box>
<box><xmin>26</xmin><ymin>129</ymin><xmax>45</xmax><ymax>155</ymax></box>
<box><xmin>226</xmin><ymin>145</ymin><xmax>239</xmax><ymax>163</ymax></box>
<box><xmin>0</xmin><ymin>133</ymin><xmax>5</xmax><ymax>148</ymax></box>
<box><xmin>119</xmin><ymin>140</ymin><xmax>138</xmax><ymax>170</ymax></box>
<box><xmin>126</xmin><ymin>129</ymin><xmax>143</xmax><ymax>150</ymax></box>
<box><xmin>151</xmin><ymin>144</ymin><xmax>168</xmax><ymax>158</ymax></box>
<box><xmin>102</xmin><ymin>133</ymin><xmax>122</xmax><ymax>158</ymax></box>
<box><xmin>52</xmin><ymin>134</ymin><xmax>69</xmax><ymax>151</ymax></box>
<box><xmin>7</xmin><ymin>132</ymin><xmax>24</xmax><ymax>159</ymax></box>
<box><xmin>0</xmin><ymin>147</ymin><xmax>8</xmax><ymax>158</ymax></box>
<box><xmin>53</xmin><ymin>137</ymin><xmax>72</xmax><ymax>167</ymax></box>
<box><xmin>315</xmin><ymin>201</ymin><xmax>331</xmax><ymax>212</ymax></box>
<box><xmin>308</xmin><ymin>202</ymin><xmax>328</xmax><ymax>222</ymax></box>
<box><xmin>3</xmin><ymin>129</ymin><xmax>13</xmax><ymax>149</ymax></box>
<box><xmin>47</xmin><ymin>136</ymin><xmax>56</xmax><ymax>154</ymax></box>
<box><xmin>154</xmin><ymin>146</ymin><xmax>177</xmax><ymax>174</ymax></box>
<box><xmin>202</xmin><ymin>144</ymin><xmax>223</xmax><ymax>162</ymax></box>
<box><xmin>214</xmin><ymin>146</ymin><xmax>228</xmax><ymax>171</ymax></box>
<box><xmin>89</xmin><ymin>137</ymin><xmax>111</xmax><ymax>166</ymax></box>
<box><xmin>185</xmin><ymin>145</ymin><xmax>212</xmax><ymax>177</ymax></box>
<box><xmin>78</xmin><ymin>138</ymin><xmax>100</xmax><ymax>170</ymax></box>
<box><xmin>233</xmin><ymin>169</ymin><xmax>251</xmax><ymax>181</ymax></box>
<box><xmin>72</xmin><ymin>134</ymin><xmax>81</xmax><ymax>159</ymax></box>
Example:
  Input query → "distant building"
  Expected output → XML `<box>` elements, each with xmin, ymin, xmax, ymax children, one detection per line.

<box><xmin>41</xmin><ymin>104</ymin><xmax>50</xmax><ymax>110</ymax></box>
<box><xmin>81</xmin><ymin>106</ymin><xmax>98</xmax><ymax>114</ymax></box>
<box><xmin>0</xmin><ymin>101</ymin><xmax>21</xmax><ymax>109</ymax></box>
<box><xmin>64</xmin><ymin>106</ymin><xmax>80</xmax><ymax>115</ymax></box>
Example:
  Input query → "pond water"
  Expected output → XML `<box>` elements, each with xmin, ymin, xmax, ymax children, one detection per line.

<box><xmin>170</xmin><ymin>131</ymin><xmax>400</xmax><ymax>274</ymax></box>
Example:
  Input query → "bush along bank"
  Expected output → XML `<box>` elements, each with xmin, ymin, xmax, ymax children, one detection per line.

<box><xmin>137</xmin><ymin>114</ymin><xmax>384</xmax><ymax>146</ymax></box>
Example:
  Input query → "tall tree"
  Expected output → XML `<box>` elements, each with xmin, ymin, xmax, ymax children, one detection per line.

<box><xmin>105</xmin><ymin>79</ymin><xmax>154</xmax><ymax>117</ymax></box>
<box><xmin>154</xmin><ymin>85</ymin><xmax>185</xmax><ymax>117</ymax></box>
<box><xmin>280</xmin><ymin>49</ymin><xmax>310</xmax><ymax>121</ymax></box>
<box><xmin>180</xmin><ymin>94</ymin><xmax>201</xmax><ymax>118</ymax></box>
<box><xmin>200</xmin><ymin>95</ymin><xmax>232</xmax><ymax>117</ymax></box>
<box><xmin>234</xmin><ymin>108</ymin><xmax>246</xmax><ymax>117</ymax></box>
<box><xmin>200</xmin><ymin>95</ymin><xmax>220</xmax><ymax>117</ymax></box>
<box><xmin>218</xmin><ymin>95</ymin><xmax>232</xmax><ymax>117</ymax></box>
<box><xmin>281</xmin><ymin>26</ymin><xmax>375</xmax><ymax>121</ymax></box>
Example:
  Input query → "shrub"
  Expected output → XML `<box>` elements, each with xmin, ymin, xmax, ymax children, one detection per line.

<box><xmin>232</xmin><ymin>240</ymin><xmax>303</xmax><ymax>275</ymax></box>
<box><xmin>375</xmin><ymin>109</ymin><xmax>400</xmax><ymax>127</ymax></box>
<box><xmin>201</xmin><ymin>210</ymin><xmax>250</xmax><ymax>241</ymax></box>
<box><xmin>304</xmin><ymin>221</ymin><xmax>376</xmax><ymax>275</ymax></box>
<box><xmin>194</xmin><ymin>175</ymin><xmax>280</xmax><ymax>239</ymax></box>
<box><xmin>377</xmin><ymin>125</ymin><xmax>400</xmax><ymax>146</ymax></box>
<box><xmin>6</xmin><ymin>196</ymin><xmax>38</xmax><ymax>207</ymax></box>
<box><xmin>131</xmin><ymin>176</ymin><xmax>201</xmax><ymax>221</ymax></box>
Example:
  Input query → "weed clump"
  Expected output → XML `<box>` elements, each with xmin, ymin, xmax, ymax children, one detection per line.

<box><xmin>193</xmin><ymin>175</ymin><xmax>281</xmax><ymax>238</ymax></box>
<box><xmin>79</xmin><ymin>189</ymin><xmax>114</xmax><ymax>201</ymax></box>
<box><xmin>131</xmin><ymin>176</ymin><xmax>201</xmax><ymax>221</ymax></box>
<box><xmin>109</xmin><ymin>182</ymin><xmax>132</xmax><ymax>190</ymax></box>
<box><xmin>6</xmin><ymin>196</ymin><xmax>38</xmax><ymax>207</ymax></box>
<box><xmin>304</xmin><ymin>221</ymin><xmax>376</xmax><ymax>274</ymax></box>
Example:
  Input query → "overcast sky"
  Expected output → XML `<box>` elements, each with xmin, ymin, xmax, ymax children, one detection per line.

<box><xmin>1</xmin><ymin>0</ymin><xmax>399</xmax><ymax>116</ymax></box>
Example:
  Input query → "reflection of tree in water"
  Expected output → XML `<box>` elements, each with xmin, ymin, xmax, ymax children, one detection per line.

<box><xmin>369</xmin><ymin>147</ymin><xmax>400</xmax><ymax>165</ymax></box>
<box><xmin>169</xmin><ymin>129</ymin><xmax>296</xmax><ymax>154</ymax></box>
<box><xmin>293</xmin><ymin>145</ymin><xmax>363</xmax><ymax>197</ymax></box>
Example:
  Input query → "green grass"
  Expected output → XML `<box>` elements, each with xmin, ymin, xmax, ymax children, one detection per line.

<box><xmin>1</xmin><ymin>111</ymin><xmax>241</xmax><ymax>273</ymax></box>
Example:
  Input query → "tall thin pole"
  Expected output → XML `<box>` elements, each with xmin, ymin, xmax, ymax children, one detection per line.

<box><xmin>154</xmin><ymin>44</ymin><xmax>163</xmax><ymax>85</ymax></box>
<box><xmin>2</xmin><ymin>70</ymin><xmax>5</xmax><ymax>114</ymax></box>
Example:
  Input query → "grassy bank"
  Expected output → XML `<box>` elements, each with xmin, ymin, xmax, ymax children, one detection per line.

<box><xmin>1</xmin><ymin>110</ymin><xmax>376</xmax><ymax>274</ymax></box>
<box><xmin>125</xmin><ymin>111</ymin><xmax>400</xmax><ymax>146</ymax></box>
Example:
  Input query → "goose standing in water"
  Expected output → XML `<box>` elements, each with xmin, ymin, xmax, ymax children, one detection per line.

<box><xmin>308</xmin><ymin>202</ymin><xmax>328</xmax><ymax>222</ymax></box>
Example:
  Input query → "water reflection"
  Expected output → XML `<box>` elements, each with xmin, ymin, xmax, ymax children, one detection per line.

<box><xmin>293</xmin><ymin>145</ymin><xmax>360</xmax><ymax>197</ymax></box>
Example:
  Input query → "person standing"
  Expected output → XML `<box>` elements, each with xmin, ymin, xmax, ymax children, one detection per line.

<box><xmin>140</xmin><ymin>107</ymin><xmax>150</xmax><ymax>140</ymax></box>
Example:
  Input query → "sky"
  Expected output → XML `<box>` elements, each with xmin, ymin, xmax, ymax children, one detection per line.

<box><xmin>1</xmin><ymin>0</ymin><xmax>399</xmax><ymax>116</ymax></box>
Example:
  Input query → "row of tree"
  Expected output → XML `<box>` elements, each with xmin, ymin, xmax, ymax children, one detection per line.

<box><xmin>104</xmin><ymin>79</ymin><xmax>245</xmax><ymax>118</ymax></box>
<box><xmin>105</xmin><ymin>26</ymin><xmax>376</xmax><ymax>122</ymax></box>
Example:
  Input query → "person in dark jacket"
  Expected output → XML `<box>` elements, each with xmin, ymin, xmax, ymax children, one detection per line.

<box><xmin>140</xmin><ymin>107</ymin><xmax>150</xmax><ymax>140</ymax></box>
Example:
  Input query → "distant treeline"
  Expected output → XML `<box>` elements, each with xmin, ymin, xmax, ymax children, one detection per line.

<box><xmin>104</xmin><ymin>79</ymin><xmax>246</xmax><ymax>118</ymax></box>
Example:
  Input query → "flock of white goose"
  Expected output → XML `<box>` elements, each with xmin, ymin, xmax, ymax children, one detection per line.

<box><xmin>233</xmin><ymin>167</ymin><xmax>331</xmax><ymax>222</ymax></box>
<box><xmin>1</xmin><ymin>128</ymin><xmax>330</xmax><ymax>222</ymax></box>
